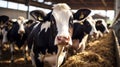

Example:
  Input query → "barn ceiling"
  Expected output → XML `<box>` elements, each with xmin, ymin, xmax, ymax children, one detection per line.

<box><xmin>6</xmin><ymin>0</ymin><xmax>115</xmax><ymax>10</ymax></box>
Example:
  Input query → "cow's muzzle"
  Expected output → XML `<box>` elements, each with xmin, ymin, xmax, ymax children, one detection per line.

<box><xmin>57</xmin><ymin>36</ymin><xmax>70</xmax><ymax>45</ymax></box>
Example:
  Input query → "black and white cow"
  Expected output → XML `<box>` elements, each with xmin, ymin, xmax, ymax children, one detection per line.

<box><xmin>27</xmin><ymin>3</ymin><xmax>91</xmax><ymax>67</ymax></box>
<box><xmin>0</xmin><ymin>15</ymin><xmax>9</xmax><ymax>57</ymax></box>
<box><xmin>7</xmin><ymin>16</ymin><xmax>34</xmax><ymax>63</ymax></box>
<box><xmin>70</xmin><ymin>15</ymin><xmax>98</xmax><ymax>54</ymax></box>
<box><xmin>95</xmin><ymin>19</ymin><xmax>109</xmax><ymax>38</ymax></box>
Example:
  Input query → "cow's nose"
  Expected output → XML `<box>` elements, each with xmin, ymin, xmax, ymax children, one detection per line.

<box><xmin>93</xmin><ymin>32</ymin><xmax>97</xmax><ymax>37</ymax></box>
<box><xmin>57</xmin><ymin>36</ymin><xmax>70</xmax><ymax>44</ymax></box>
<box><xmin>18</xmin><ymin>30</ymin><xmax>25</xmax><ymax>34</ymax></box>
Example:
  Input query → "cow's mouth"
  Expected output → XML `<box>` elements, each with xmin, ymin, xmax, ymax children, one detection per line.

<box><xmin>58</xmin><ymin>41</ymin><xmax>69</xmax><ymax>46</ymax></box>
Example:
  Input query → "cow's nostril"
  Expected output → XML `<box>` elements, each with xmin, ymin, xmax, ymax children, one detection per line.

<box><xmin>57</xmin><ymin>36</ymin><xmax>70</xmax><ymax>41</ymax></box>
<box><xmin>93</xmin><ymin>32</ymin><xmax>97</xmax><ymax>35</ymax></box>
<box><xmin>57</xmin><ymin>36</ymin><xmax>62</xmax><ymax>41</ymax></box>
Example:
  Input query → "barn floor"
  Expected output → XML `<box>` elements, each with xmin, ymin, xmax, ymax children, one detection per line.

<box><xmin>0</xmin><ymin>29</ymin><xmax>117</xmax><ymax>67</ymax></box>
<box><xmin>0</xmin><ymin>45</ymin><xmax>33</xmax><ymax>67</ymax></box>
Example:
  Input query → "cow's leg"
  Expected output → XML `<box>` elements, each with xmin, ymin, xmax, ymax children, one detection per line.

<box><xmin>30</xmin><ymin>44</ymin><xmax>44</xmax><ymax>67</ymax></box>
<box><xmin>30</xmin><ymin>44</ymin><xmax>36</xmax><ymax>67</ymax></box>
<box><xmin>57</xmin><ymin>45</ymin><xmax>66</xmax><ymax>67</ymax></box>
<box><xmin>0</xmin><ymin>40</ymin><xmax>2</xmax><ymax>58</ymax></box>
<box><xmin>23</xmin><ymin>44</ymin><xmax>28</xmax><ymax>62</ymax></box>
<box><xmin>10</xmin><ymin>43</ymin><xmax>14</xmax><ymax>63</ymax></box>
<box><xmin>2</xmin><ymin>28</ymin><xmax>8</xmax><ymax>44</ymax></box>
<box><xmin>78</xmin><ymin>34</ymin><xmax>88</xmax><ymax>52</ymax></box>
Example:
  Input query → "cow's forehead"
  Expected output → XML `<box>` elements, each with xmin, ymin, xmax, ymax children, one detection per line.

<box><xmin>52</xmin><ymin>3</ymin><xmax>71</xmax><ymax>11</ymax></box>
<box><xmin>52</xmin><ymin>10</ymin><xmax>72</xmax><ymax>19</ymax></box>
<box><xmin>52</xmin><ymin>3</ymin><xmax>72</xmax><ymax>19</ymax></box>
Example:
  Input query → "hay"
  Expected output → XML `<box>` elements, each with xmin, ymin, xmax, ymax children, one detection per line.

<box><xmin>61</xmin><ymin>29</ymin><xmax>116</xmax><ymax>67</ymax></box>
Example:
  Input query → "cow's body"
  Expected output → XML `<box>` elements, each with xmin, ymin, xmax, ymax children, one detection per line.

<box><xmin>28</xmin><ymin>3</ymin><xmax>91</xmax><ymax>67</ymax></box>
<box><xmin>7</xmin><ymin>17</ymin><xmax>34</xmax><ymax>63</ymax></box>
<box><xmin>0</xmin><ymin>15</ymin><xmax>9</xmax><ymax>57</ymax></box>
<box><xmin>71</xmin><ymin>16</ymin><xmax>98</xmax><ymax>53</ymax></box>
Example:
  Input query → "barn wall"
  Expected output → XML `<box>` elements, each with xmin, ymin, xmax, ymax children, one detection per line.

<box><xmin>113</xmin><ymin>0</ymin><xmax>120</xmax><ymax>38</ymax></box>
<box><xmin>113</xmin><ymin>0</ymin><xmax>120</xmax><ymax>67</ymax></box>
<box><xmin>115</xmin><ymin>0</ymin><xmax>120</xmax><ymax>16</ymax></box>
<box><xmin>0</xmin><ymin>7</ymin><xmax>33</xmax><ymax>20</ymax></box>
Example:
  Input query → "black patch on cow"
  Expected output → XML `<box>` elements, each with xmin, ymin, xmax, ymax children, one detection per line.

<box><xmin>7</xmin><ymin>22</ymin><xmax>26</xmax><ymax>48</ymax></box>
<box><xmin>72</xmin><ymin>19</ymin><xmax>92</xmax><ymax>42</ymax></box>
<box><xmin>95</xmin><ymin>20</ymin><xmax>105</xmax><ymax>33</ymax></box>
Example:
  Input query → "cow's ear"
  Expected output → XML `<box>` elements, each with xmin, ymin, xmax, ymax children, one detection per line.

<box><xmin>73</xmin><ymin>9</ymin><xmax>91</xmax><ymax>20</ymax></box>
<box><xmin>30</xmin><ymin>10</ymin><xmax>45</xmax><ymax>21</ymax></box>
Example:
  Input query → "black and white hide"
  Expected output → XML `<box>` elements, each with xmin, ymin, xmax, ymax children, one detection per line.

<box><xmin>27</xmin><ymin>3</ymin><xmax>91</xmax><ymax>67</ymax></box>
<box><xmin>7</xmin><ymin>16</ymin><xmax>34</xmax><ymax>63</ymax></box>
<box><xmin>95</xmin><ymin>19</ymin><xmax>109</xmax><ymax>38</ymax></box>
<box><xmin>0</xmin><ymin>15</ymin><xmax>9</xmax><ymax>57</ymax></box>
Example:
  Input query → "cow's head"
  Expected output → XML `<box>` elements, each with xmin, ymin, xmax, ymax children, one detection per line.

<box><xmin>0</xmin><ymin>15</ymin><xmax>9</xmax><ymax>44</ymax></box>
<box><xmin>51</xmin><ymin>4</ymin><xmax>91</xmax><ymax>46</ymax></box>
<box><xmin>95</xmin><ymin>19</ymin><xmax>109</xmax><ymax>33</ymax></box>
<box><xmin>17</xmin><ymin>16</ymin><xmax>27</xmax><ymax>34</ymax></box>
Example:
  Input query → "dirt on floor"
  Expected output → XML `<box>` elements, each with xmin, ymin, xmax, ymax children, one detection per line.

<box><xmin>0</xmin><ymin>44</ymin><xmax>33</xmax><ymax>67</ymax></box>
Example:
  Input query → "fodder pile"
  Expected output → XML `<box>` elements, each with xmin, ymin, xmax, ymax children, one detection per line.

<box><xmin>61</xmin><ymin>30</ymin><xmax>116</xmax><ymax>67</ymax></box>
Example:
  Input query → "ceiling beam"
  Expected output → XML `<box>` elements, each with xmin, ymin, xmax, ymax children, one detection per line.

<box><xmin>70</xmin><ymin>4</ymin><xmax>114</xmax><ymax>10</ymax></box>
<box><xmin>6</xmin><ymin>0</ymin><xmax>52</xmax><ymax>9</ymax></box>
<box><xmin>5</xmin><ymin>0</ymin><xmax>114</xmax><ymax>10</ymax></box>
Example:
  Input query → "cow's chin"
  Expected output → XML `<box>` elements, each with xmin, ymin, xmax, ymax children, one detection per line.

<box><xmin>57</xmin><ymin>41</ymin><xmax>69</xmax><ymax>46</ymax></box>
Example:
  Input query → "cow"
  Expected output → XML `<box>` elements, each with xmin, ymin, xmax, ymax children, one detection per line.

<box><xmin>95</xmin><ymin>19</ymin><xmax>109</xmax><ymax>38</ymax></box>
<box><xmin>7</xmin><ymin>16</ymin><xmax>34</xmax><ymax>63</ymax></box>
<box><xmin>0</xmin><ymin>15</ymin><xmax>9</xmax><ymax>58</ymax></box>
<box><xmin>67</xmin><ymin>15</ymin><xmax>98</xmax><ymax>56</ymax></box>
<box><xmin>27</xmin><ymin>3</ymin><xmax>91</xmax><ymax>67</ymax></box>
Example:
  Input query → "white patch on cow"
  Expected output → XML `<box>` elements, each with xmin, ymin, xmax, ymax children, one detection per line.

<box><xmin>78</xmin><ymin>34</ymin><xmax>88</xmax><ymax>51</ymax></box>
<box><xmin>33</xmin><ymin>21</ymin><xmax>40</xmax><ymax>29</ymax></box>
<box><xmin>10</xmin><ymin>43</ymin><xmax>14</xmax><ymax>61</ymax></box>
<box><xmin>86</xmin><ymin>16</ymin><xmax>98</xmax><ymax>35</ymax></box>
<box><xmin>10</xmin><ymin>44</ymin><xmax>14</xmax><ymax>52</ymax></box>
<box><xmin>96</xmin><ymin>30</ymin><xmax>103</xmax><ymax>38</ymax></box>
<box><xmin>30</xmin><ymin>44</ymin><xmax>36</xmax><ymax>67</ymax></box>
<box><xmin>2</xmin><ymin>28</ymin><xmax>8</xmax><ymax>44</ymax></box>
<box><xmin>73</xmin><ymin>18</ymin><xmax>86</xmax><ymax>24</ymax></box>
<box><xmin>52</xmin><ymin>3</ymin><xmax>73</xmax><ymax>45</ymax></box>
<box><xmin>17</xmin><ymin>20</ymin><xmax>25</xmax><ymax>33</ymax></box>
<box><xmin>41</xmin><ymin>21</ymin><xmax>51</xmax><ymax>32</ymax></box>
<box><xmin>11</xmin><ymin>19</ymin><xmax>17</xmax><ymax>22</ymax></box>
<box><xmin>57</xmin><ymin>45</ymin><xmax>66</xmax><ymax>67</ymax></box>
